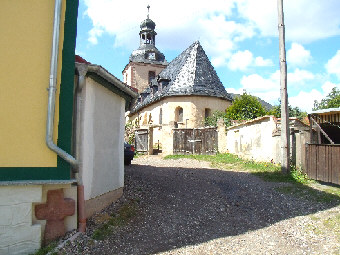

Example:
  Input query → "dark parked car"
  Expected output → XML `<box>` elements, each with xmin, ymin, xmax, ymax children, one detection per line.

<box><xmin>124</xmin><ymin>142</ymin><xmax>135</xmax><ymax>165</ymax></box>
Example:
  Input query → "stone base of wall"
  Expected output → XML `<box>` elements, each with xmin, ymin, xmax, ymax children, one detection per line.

<box><xmin>0</xmin><ymin>183</ymin><xmax>77</xmax><ymax>255</ymax></box>
<box><xmin>85</xmin><ymin>187</ymin><xmax>123</xmax><ymax>218</ymax></box>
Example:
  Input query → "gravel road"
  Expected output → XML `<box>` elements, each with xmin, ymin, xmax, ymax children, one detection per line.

<box><xmin>59</xmin><ymin>155</ymin><xmax>340</xmax><ymax>255</ymax></box>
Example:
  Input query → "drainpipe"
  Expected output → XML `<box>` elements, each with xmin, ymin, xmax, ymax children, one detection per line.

<box><xmin>74</xmin><ymin>64</ymin><xmax>88</xmax><ymax>232</ymax></box>
<box><xmin>46</xmin><ymin>0</ymin><xmax>78</xmax><ymax>167</ymax></box>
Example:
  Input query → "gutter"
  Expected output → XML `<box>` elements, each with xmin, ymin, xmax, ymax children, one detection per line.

<box><xmin>86</xmin><ymin>64</ymin><xmax>139</xmax><ymax>98</ymax></box>
<box><xmin>46</xmin><ymin>0</ymin><xmax>78</xmax><ymax>167</ymax></box>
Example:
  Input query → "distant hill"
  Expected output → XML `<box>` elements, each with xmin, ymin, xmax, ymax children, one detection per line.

<box><xmin>229</xmin><ymin>93</ymin><xmax>273</xmax><ymax>112</ymax></box>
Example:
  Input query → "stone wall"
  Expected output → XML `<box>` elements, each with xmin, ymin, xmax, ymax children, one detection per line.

<box><xmin>226</xmin><ymin>116</ymin><xmax>277</xmax><ymax>162</ymax></box>
<box><xmin>224</xmin><ymin>116</ymin><xmax>310</xmax><ymax>168</ymax></box>
<box><xmin>0</xmin><ymin>184</ymin><xmax>76</xmax><ymax>255</ymax></box>
<box><xmin>129</xmin><ymin>95</ymin><xmax>231</xmax><ymax>153</ymax></box>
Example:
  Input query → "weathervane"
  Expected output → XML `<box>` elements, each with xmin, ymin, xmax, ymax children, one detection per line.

<box><xmin>147</xmin><ymin>5</ymin><xmax>150</xmax><ymax>19</ymax></box>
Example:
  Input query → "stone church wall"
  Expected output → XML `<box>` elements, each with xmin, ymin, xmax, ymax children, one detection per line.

<box><xmin>129</xmin><ymin>95</ymin><xmax>231</xmax><ymax>153</ymax></box>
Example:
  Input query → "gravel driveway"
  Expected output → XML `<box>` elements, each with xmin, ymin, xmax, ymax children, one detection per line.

<box><xmin>59</xmin><ymin>155</ymin><xmax>340</xmax><ymax>255</ymax></box>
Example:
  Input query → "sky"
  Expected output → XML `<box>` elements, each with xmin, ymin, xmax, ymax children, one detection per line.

<box><xmin>75</xmin><ymin>0</ymin><xmax>340</xmax><ymax>112</ymax></box>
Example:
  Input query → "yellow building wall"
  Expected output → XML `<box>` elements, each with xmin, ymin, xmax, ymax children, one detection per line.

<box><xmin>0</xmin><ymin>1</ymin><xmax>67</xmax><ymax>167</ymax></box>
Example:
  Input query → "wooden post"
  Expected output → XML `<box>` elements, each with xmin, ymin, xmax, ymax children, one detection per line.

<box><xmin>277</xmin><ymin>0</ymin><xmax>290</xmax><ymax>174</ymax></box>
<box><xmin>309</xmin><ymin>114</ymin><xmax>313</xmax><ymax>144</ymax></box>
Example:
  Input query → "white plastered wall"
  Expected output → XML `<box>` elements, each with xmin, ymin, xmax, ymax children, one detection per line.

<box><xmin>81</xmin><ymin>77</ymin><xmax>125</xmax><ymax>201</ymax></box>
<box><xmin>226</xmin><ymin>117</ymin><xmax>277</xmax><ymax>162</ymax></box>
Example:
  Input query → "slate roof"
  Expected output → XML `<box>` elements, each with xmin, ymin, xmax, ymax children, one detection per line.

<box><xmin>131</xmin><ymin>41</ymin><xmax>232</xmax><ymax>113</ymax></box>
<box><xmin>129</xmin><ymin>44</ymin><xmax>167</xmax><ymax>65</ymax></box>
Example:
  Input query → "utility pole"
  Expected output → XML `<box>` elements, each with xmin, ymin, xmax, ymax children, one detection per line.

<box><xmin>277</xmin><ymin>0</ymin><xmax>290</xmax><ymax>174</ymax></box>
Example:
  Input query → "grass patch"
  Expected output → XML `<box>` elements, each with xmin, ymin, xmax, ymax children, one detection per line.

<box><xmin>165</xmin><ymin>153</ymin><xmax>340</xmax><ymax>203</ymax></box>
<box><xmin>276</xmin><ymin>185</ymin><xmax>340</xmax><ymax>204</ymax></box>
<box><xmin>92</xmin><ymin>200</ymin><xmax>138</xmax><ymax>240</ymax></box>
<box><xmin>165</xmin><ymin>153</ymin><xmax>309</xmax><ymax>184</ymax></box>
<box><xmin>30</xmin><ymin>242</ymin><xmax>57</xmax><ymax>255</ymax></box>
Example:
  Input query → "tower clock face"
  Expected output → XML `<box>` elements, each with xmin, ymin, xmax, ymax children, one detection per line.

<box><xmin>149</xmin><ymin>53</ymin><xmax>156</xmax><ymax>60</ymax></box>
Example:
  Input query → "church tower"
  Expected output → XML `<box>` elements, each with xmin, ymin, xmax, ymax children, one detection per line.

<box><xmin>122</xmin><ymin>6</ymin><xmax>167</xmax><ymax>93</ymax></box>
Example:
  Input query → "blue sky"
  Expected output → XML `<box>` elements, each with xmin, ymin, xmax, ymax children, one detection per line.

<box><xmin>76</xmin><ymin>0</ymin><xmax>340</xmax><ymax>112</ymax></box>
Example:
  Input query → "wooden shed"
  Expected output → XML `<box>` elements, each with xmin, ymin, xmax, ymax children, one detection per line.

<box><xmin>305</xmin><ymin>108</ymin><xmax>340</xmax><ymax>184</ymax></box>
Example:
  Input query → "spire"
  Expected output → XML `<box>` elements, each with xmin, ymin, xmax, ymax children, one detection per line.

<box><xmin>129</xmin><ymin>9</ymin><xmax>167</xmax><ymax>65</ymax></box>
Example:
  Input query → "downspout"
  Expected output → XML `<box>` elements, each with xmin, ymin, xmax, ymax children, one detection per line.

<box><xmin>46</xmin><ymin>0</ymin><xmax>78</xmax><ymax>167</ymax></box>
<box><xmin>47</xmin><ymin>0</ymin><xmax>84</xmax><ymax>232</ymax></box>
<box><xmin>74</xmin><ymin>64</ymin><xmax>88</xmax><ymax>232</ymax></box>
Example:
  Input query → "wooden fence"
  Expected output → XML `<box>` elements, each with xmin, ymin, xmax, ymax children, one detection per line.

<box><xmin>173</xmin><ymin>128</ymin><xmax>218</xmax><ymax>155</ymax></box>
<box><xmin>135</xmin><ymin>129</ymin><xmax>148</xmax><ymax>153</ymax></box>
<box><xmin>305</xmin><ymin>144</ymin><xmax>340</xmax><ymax>185</ymax></box>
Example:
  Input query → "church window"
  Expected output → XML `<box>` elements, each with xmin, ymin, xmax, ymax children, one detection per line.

<box><xmin>148</xmin><ymin>113</ymin><xmax>153</xmax><ymax>124</ymax></box>
<box><xmin>142</xmin><ymin>113</ymin><xmax>148</xmax><ymax>125</ymax></box>
<box><xmin>175</xmin><ymin>107</ymin><xmax>183</xmax><ymax>123</ymax></box>
<box><xmin>159</xmin><ymin>108</ymin><xmax>162</xmax><ymax>124</ymax></box>
<box><xmin>146</xmin><ymin>33</ymin><xmax>151</xmax><ymax>44</ymax></box>
<box><xmin>205</xmin><ymin>108</ymin><xmax>211</xmax><ymax>119</ymax></box>
<box><xmin>148</xmin><ymin>71</ymin><xmax>155</xmax><ymax>84</ymax></box>
<box><xmin>149</xmin><ymin>52</ymin><xmax>156</xmax><ymax>60</ymax></box>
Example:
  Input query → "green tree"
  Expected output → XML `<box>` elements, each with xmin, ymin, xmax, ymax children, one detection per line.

<box><xmin>313</xmin><ymin>87</ymin><xmax>340</xmax><ymax>110</ymax></box>
<box><xmin>267</xmin><ymin>102</ymin><xmax>307</xmax><ymax>119</ymax></box>
<box><xmin>204</xmin><ymin>110</ymin><xmax>231</xmax><ymax>127</ymax></box>
<box><xmin>226</xmin><ymin>93</ymin><xmax>266</xmax><ymax>120</ymax></box>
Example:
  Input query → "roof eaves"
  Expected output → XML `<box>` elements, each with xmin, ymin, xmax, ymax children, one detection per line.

<box><xmin>309</xmin><ymin>107</ymin><xmax>340</xmax><ymax>115</ymax></box>
<box><xmin>226</xmin><ymin>116</ymin><xmax>272</xmax><ymax>130</ymax></box>
<box><xmin>75</xmin><ymin>63</ymin><xmax>138</xmax><ymax>99</ymax></box>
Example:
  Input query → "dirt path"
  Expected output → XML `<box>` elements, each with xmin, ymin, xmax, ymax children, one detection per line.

<box><xmin>59</xmin><ymin>155</ymin><xmax>340</xmax><ymax>255</ymax></box>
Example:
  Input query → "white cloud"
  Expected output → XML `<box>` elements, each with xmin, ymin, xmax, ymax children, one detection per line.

<box><xmin>82</xmin><ymin>0</ymin><xmax>340</xmax><ymax>70</ymax></box>
<box><xmin>235</xmin><ymin>0</ymin><xmax>340</xmax><ymax>43</ymax></box>
<box><xmin>236</xmin><ymin>68</ymin><xmax>320</xmax><ymax>109</ymax></box>
<box><xmin>289</xmin><ymin>89</ymin><xmax>324</xmax><ymax>112</ymax></box>
<box><xmin>227</xmin><ymin>50</ymin><xmax>273</xmax><ymax>71</ymax></box>
<box><xmin>325</xmin><ymin>50</ymin><xmax>340</xmax><ymax>79</ymax></box>
<box><xmin>225</xmin><ymin>87</ymin><xmax>244</xmax><ymax>95</ymax></box>
<box><xmin>287</xmin><ymin>43</ymin><xmax>312</xmax><ymax>67</ymax></box>
<box><xmin>83</xmin><ymin>0</ymin><xmax>239</xmax><ymax>50</ymax></box>
<box><xmin>289</xmin><ymin>81</ymin><xmax>339</xmax><ymax>112</ymax></box>
<box><xmin>322</xmin><ymin>81</ymin><xmax>340</xmax><ymax>94</ymax></box>
<box><xmin>288</xmin><ymin>68</ymin><xmax>314</xmax><ymax>85</ymax></box>
<box><xmin>228</xmin><ymin>50</ymin><xmax>253</xmax><ymax>71</ymax></box>
<box><xmin>254</xmin><ymin>57</ymin><xmax>273</xmax><ymax>67</ymax></box>
<box><xmin>241</xmin><ymin>72</ymin><xmax>279</xmax><ymax>92</ymax></box>
<box><xmin>238</xmin><ymin>72</ymin><xmax>280</xmax><ymax>104</ymax></box>
<box><xmin>88</xmin><ymin>27</ymin><xmax>104</xmax><ymax>45</ymax></box>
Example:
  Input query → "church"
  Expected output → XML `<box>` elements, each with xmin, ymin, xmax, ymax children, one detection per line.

<box><xmin>123</xmin><ymin>10</ymin><xmax>232</xmax><ymax>153</ymax></box>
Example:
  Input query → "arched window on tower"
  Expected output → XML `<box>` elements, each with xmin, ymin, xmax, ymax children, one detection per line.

<box><xmin>146</xmin><ymin>33</ymin><xmax>151</xmax><ymax>44</ymax></box>
<box><xmin>175</xmin><ymin>107</ymin><xmax>183</xmax><ymax>123</ymax></box>
<box><xmin>148</xmin><ymin>71</ymin><xmax>155</xmax><ymax>84</ymax></box>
